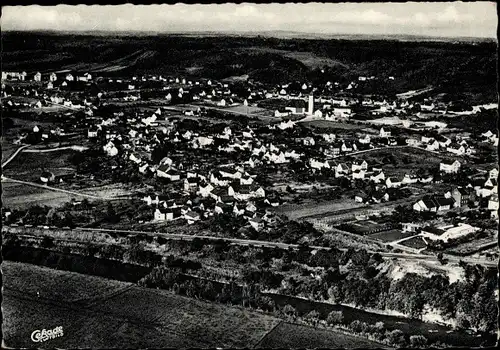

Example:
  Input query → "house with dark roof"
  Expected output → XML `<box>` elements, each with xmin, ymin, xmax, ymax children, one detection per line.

<box><xmin>452</xmin><ymin>187</ymin><xmax>476</xmax><ymax>207</ymax></box>
<box><xmin>285</xmin><ymin>99</ymin><xmax>306</xmax><ymax>115</ymax></box>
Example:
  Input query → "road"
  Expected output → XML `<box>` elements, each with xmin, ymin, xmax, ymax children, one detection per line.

<box><xmin>1</xmin><ymin>145</ymin><xmax>31</xmax><ymax>168</ymax></box>
<box><xmin>1</xmin><ymin>176</ymin><xmax>122</xmax><ymax>201</ymax></box>
<box><xmin>65</xmin><ymin>227</ymin><xmax>497</xmax><ymax>267</ymax></box>
<box><xmin>396</xmin><ymin>86</ymin><xmax>434</xmax><ymax>99</ymax></box>
<box><xmin>21</xmin><ymin>145</ymin><xmax>88</xmax><ymax>153</ymax></box>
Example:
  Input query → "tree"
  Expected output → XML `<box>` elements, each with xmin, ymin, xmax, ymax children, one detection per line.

<box><xmin>326</xmin><ymin>310</ymin><xmax>344</xmax><ymax>325</ymax></box>
<box><xmin>281</xmin><ymin>304</ymin><xmax>297</xmax><ymax>320</ymax></box>
<box><xmin>40</xmin><ymin>236</ymin><xmax>55</xmax><ymax>249</ymax></box>
<box><xmin>305</xmin><ymin>310</ymin><xmax>320</xmax><ymax>325</ymax></box>
<box><xmin>106</xmin><ymin>203</ymin><xmax>119</xmax><ymax>223</ymax></box>
<box><xmin>409</xmin><ymin>335</ymin><xmax>428</xmax><ymax>348</ymax></box>
<box><xmin>386</xmin><ymin>329</ymin><xmax>406</xmax><ymax>347</ymax></box>
<box><xmin>350</xmin><ymin>320</ymin><xmax>363</xmax><ymax>333</ymax></box>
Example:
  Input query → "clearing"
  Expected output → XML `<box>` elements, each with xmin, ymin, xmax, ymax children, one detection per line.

<box><xmin>256</xmin><ymin>322</ymin><xmax>380</xmax><ymax>349</ymax></box>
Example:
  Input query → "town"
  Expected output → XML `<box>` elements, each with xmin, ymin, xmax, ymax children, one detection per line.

<box><xmin>1</xmin><ymin>18</ymin><xmax>498</xmax><ymax>350</ymax></box>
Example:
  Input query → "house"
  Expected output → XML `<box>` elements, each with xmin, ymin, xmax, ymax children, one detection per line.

<box><xmin>335</xmin><ymin>163</ymin><xmax>350</xmax><ymax>178</ymax></box>
<box><xmin>433</xmin><ymin>196</ymin><xmax>456</xmax><ymax>211</ymax></box>
<box><xmin>426</xmin><ymin>139</ymin><xmax>440</xmax><ymax>151</ymax></box>
<box><xmin>372</xmin><ymin>191</ymin><xmax>389</xmax><ymax>203</ymax></box>
<box><xmin>157</xmin><ymin>165</ymin><xmax>181</xmax><ymax>181</ymax></box>
<box><xmin>413</xmin><ymin>198</ymin><xmax>436</xmax><ymax>212</ymax></box>
<box><xmin>488</xmin><ymin>193</ymin><xmax>498</xmax><ymax>219</ymax></box>
<box><xmin>40</xmin><ymin>171</ymin><xmax>55</xmax><ymax>184</ymax></box>
<box><xmin>386</xmin><ymin>177</ymin><xmax>402</xmax><ymax>188</ymax></box>
<box><xmin>184</xmin><ymin>177</ymin><xmax>200</xmax><ymax>192</ymax></box>
<box><xmin>359</xmin><ymin>135</ymin><xmax>371</xmax><ymax>144</ymax></box>
<box><xmin>275</xmin><ymin>108</ymin><xmax>291</xmax><ymax>117</ymax></box>
<box><xmin>489</xmin><ymin>168</ymin><xmax>498</xmax><ymax>180</ymax></box>
<box><xmin>34</xmin><ymin>72</ymin><xmax>42</xmax><ymax>82</ymax></box>
<box><xmin>354</xmin><ymin>192</ymin><xmax>369</xmax><ymax>203</ymax></box>
<box><xmin>402</xmin><ymin>223</ymin><xmax>422</xmax><ymax>233</ymax></box>
<box><xmin>370</xmin><ymin>171</ymin><xmax>385</xmax><ymax>183</ymax></box>
<box><xmin>249</xmin><ymin>217</ymin><xmax>265</xmax><ymax>231</ymax></box>
<box><xmin>352</xmin><ymin>169</ymin><xmax>366</xmax><ymax>180</ymax></box>
<box><xmin>184</xmin><ymin>211</ymin><xmax>201</xmax><ymax>225</ymax></box>
<box><xmin>197</xmin><ymin>183</ymin><xmax>214</xmax><ymax>198</ymax></box>
<box><xmin>87</xmin><ymin>127</ymin><xmax>99</xmax><ymax>138</ymax></box>
<box><xmin>352</xmin><ymin>160</ymin><xmax>368</xmax><ymax>172</ymax></box>
<box><xmin>452</xmin><ymin>187</ymin><xmax>476</xmax><ymax>207</ymax></box>
<box><xmin>402</xmin><ymin>173</ymin><xmax>419</xmax><ymax>184</ymax></box>
<box><xmin>447</xmin><ymin>144</ymin><xmax>466</xmax><ymax>156</ymax></box>
<box><xmin>440</xmin><ymin>160</ymin><xmax>461</xmax><ymax>174</ymax></box>
<box><xmin>154</xmin><ymin>208</ymin><xmax>174</xmax><ymax>222</ymax></box>
<box><xmin>421</xmin><ymin>223</ymin><xmax>478</xmax><ymax>243</ymax></box>
<box><xmin>419</xmin><ymin>174</ymin><xmax>434</xmax><ymax>184</ymax></box>
<box><xmin>65</xmin><ymin>73</ymin><xmax>74</xmax><ymax>81</ymax></box>
<box><xmin>379</xmin><ymin>127</ymin><xmax>391</xmax><ymax>137</ymax></box>
<box><xmin>285</xmin><ymin>99</ymin><xmax>307</xmax><ymax>115</ymax></box>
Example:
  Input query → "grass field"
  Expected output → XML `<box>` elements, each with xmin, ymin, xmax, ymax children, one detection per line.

<box><xmin>256</xmin><ymin>322</ymin><xmax>380</xmax><ymax>349</ymax></box>
<box><xmin>2</xmin><ymin>261</ymin><xmax>282</xmax><ymax>349</ymax></box>
<box><xmin>1</xmin><ymin>182</ymin><xmax>81</xmax><ymax>209</ymax></box>
<box><xmin>241</xmin><ymin>47</ymin><xmax>349</xmax><ymax>70</ymax></box>
<box><xmin>276</xmin><ymin>199</ymin><xmax>366</xmax><ymax>220</ymax></box>
<box><xmin>2</xmin><ymin>149</ymin><xmax>77</xmax><ymax>182</ymax></box>
<box><xmin>369</xmin><ymin>229</ymin><xmax>414</xmax><ymax>243</ymax></box>
<box><xmin>399</xmin><ymin>236</ymin><xmax>427</xmax><ymax>249</ymax></box>
<box><xmin>3</xmin><ymin>261</ymin><xmax>131</xmax><ymax>303</ymax></box>
<box><xmin>300</xmin><ymin>120</ymin><xmax>372</xmax><ymax>131</ymax></box>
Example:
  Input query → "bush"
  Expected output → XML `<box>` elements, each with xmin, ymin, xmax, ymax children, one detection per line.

<box><xmin>350</xmin><ymin>320</ymin><xmax>364</xmax><ymax>333</ymax></box>
<box><xmin>326</xmin><ymin>310</ymin><xmax>344</xmax><ymax>325</ymax></box>
<box><xmin>410</xmin><ymin>335</ymin><xmax>428</xmax><ymax>348</ymax></box>
<box><xmin>385</xmin><ymin>329</ymin><xmax>406</xmax><ymax>347</ymax></box>
<box><xmin>305</xmin><ymin>310</ymin><xmax>320</xmax><ymax>325</ymax></box>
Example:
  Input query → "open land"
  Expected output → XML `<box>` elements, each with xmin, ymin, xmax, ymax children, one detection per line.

<box><xmin>2</xmin><ymin>261</ymin><xmax>381</xmax><ymax>349</ymax></box>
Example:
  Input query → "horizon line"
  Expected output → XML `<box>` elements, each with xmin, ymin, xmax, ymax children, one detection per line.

<box><xmin>2</xmin><ymin>29</ymin><xmax>497</xmax><ymax>41</ymax></box>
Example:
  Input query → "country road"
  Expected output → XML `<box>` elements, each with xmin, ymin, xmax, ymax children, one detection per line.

<box><xmin>65</xmin><ymin>227</ymin><xmax>497</xmax><ymax>267</ymax></box>
<box><xmin>22</xmin><ymin>145</ymin><xmax>88</xmax><ymax>153</ymax></box>
<box><xmin>1</xmin><ymin>145</ymin><xmax>31</xmax><ymax>168</ymax></box>
<box><xmin>1</xmin><ymin>176</ymin><xmax>122</xmax><ymax>201</ymax></box>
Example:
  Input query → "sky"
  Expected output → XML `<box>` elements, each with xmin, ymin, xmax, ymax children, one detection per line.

<box><xmin>1</xmin><ymin>2</ymin><xmax>497</xmax><ymax>38</ymax></box>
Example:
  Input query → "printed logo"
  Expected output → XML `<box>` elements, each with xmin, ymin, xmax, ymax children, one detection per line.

<box><xmin>31</xmin><ymin>326</ymin><xmax>64</xmax><ymax>343</ymax></box>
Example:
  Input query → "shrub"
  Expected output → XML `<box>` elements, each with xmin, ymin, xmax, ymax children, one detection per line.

<box><xmin>350</xmin><ymin>320</ymin><xmax>364</xmax><ymax>333</ymax></box>
<box><xmin>326</xmin><ymin>310</ymin><xmax>344</xmax><ymax>325</ymax></box>
<box><xmin>305</xmin><ymin>310</ymin><xmax>320</xmax><ymax>325</ymax></box>
<box><xmin>386</xmin><ymin>329</ymin><xmax>406</xmax><ymax>347</ymax></box>
<box><xmin>410</xmin><ymin>335</ymin><xmax>428</xmax><ymax>348</ymax></box>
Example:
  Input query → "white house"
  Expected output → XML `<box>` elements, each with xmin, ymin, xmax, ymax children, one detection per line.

<box><xmin>380</xmin><ymin>127</ymin><xmax>391</xmax><ymax>137</ymax></box>
<box><xmin>440</xmin><ymin>160</ymin><xmax>461</xmax><ymax>174</ymax></box>
<box><xmin>386</xmin><ymin>177</ymin><xmax>402</xmax><ymax>188</ymax></box>
<box><xmin>154</xmin><ymin>208</ymin><xmax>174</xmax><ymax>222</ymax></box>
<box><xmin>352</xmin><ymin>160</ymin><xmax>368</xmax><ymax>172</ymax></box>
<box><xmin>34</xmin><ymin>72</ymin><xmax>42</xmax><ymax>82</ymax></box>
<box><xmin>249</xmin><ymin>217</ymin><xmax>265</xmax><ymax>231</ymax></box>
<box><xmin>370</xmin><ymin>171</ymin><xmax>386</xmax><ymax>183</ymax></box>
<box><xmin>49</xmin><ymin>73</ymin><xmax>57</xmax><ymax>82</ymax></box>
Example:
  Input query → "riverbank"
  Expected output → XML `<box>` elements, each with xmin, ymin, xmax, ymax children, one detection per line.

<box><xmin>2</xmin><ymin>245</ymin><xmax>495</xmax><ymax>348</ymax></box>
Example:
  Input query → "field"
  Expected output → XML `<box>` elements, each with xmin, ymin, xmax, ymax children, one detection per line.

<box><xmin>1</xmin><ymin>141</ymin><xmax>20</xmax><ymax>163</ymax></box>
<box><xmin>2</xmin><ymin>261</ymin><xmax>276</xmax><ymax>348</ymax></box>
<box><xmin>2</xmin><ymin>149</ymin><xmax>77</xmax><ymax>182</ymax></box>
<box><xmin>276</xmin><ymin>199</ymin><xmax>366</xmax><ymax>220</ymax></box>
<box><xmin>300</xmin><ymin>119</ymin><xmax>373</xmax><ymax>131</ymax></box>
<box><xmin>241</xmin><ymin>47</ymin><xmax>350</xmax><ymax>70</ymax></box>
<box><xmin>256</xmin><ymin>322</ymin><xmax>381</xmax><ymax>349</ymax></box>
<box><xmin>3</xmin><ymin>261</ymin><xmax>131</xmax><ymax>304</ymax></box>
<box><xmin>1</xmin><ymin>181</ymin><xmax>82</xmax><ymax>209</ymax></box>
<box><xmin>398</xmin><ymin>236</ymin><xmax>427</xmax><ymax>249</ymax></box>
<box><xmin>369</xmin><ymin>229</ymin><xmax>413</xmax><ymax>242</ymax></box>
